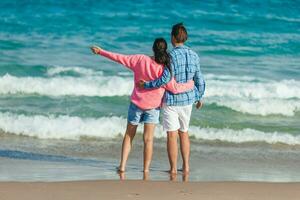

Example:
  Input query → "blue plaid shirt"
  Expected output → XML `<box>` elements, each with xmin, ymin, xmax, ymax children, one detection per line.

<box><xmin>144</xmin><ymin>45</ymin><xmax>205</xmax><ymax>106</ymax></box>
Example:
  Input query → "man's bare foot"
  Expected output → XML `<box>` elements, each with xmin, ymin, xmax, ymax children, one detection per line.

<box><xmin>143</xmin><ymin>171</ymin><xmax>150</xmax><ymax>180</ymax></box>
<box><xmin>182</xmin><ymin>165</ymin><xmax>189</xmax><ymax>174</ymax></box>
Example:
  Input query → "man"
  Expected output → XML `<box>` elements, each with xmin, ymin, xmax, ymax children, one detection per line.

<box><xmin>139</xmin><ymin>23</ymin><xmax>205</xmax><ymax>174</ymax></box>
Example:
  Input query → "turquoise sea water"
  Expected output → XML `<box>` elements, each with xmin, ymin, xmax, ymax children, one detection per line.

<box><xmin>0</xmin><ymin>0</ymin><xmax>300</xmax><ymax>181</ymax></box>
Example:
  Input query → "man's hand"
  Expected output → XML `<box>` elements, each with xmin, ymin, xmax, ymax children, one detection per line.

<box><xmin>90</xmin><ymin>46</ymin><xmax>101</xmax><ymax>54</ymax></box>
<box><xmin>137</xmin><ymin>80</ymin><xmax>145</xmax><ymax>89</ymax></box>
<box><xmin>195</xmin><ymin>101</ymin><xmax>203</xmax><ymax>109</ymax></box>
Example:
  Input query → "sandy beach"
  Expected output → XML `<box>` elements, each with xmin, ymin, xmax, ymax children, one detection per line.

<box><xmin>1</xmin><ymin>1</ymin><xmax>300</xmax><ymax>200</ymax></box>
<box><xmin>0</xmin><ymin>180</ymin><xmax>299</xmax><ymax>200</ymax></box>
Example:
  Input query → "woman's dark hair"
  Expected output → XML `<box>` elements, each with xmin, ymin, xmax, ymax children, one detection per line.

<box><xmin>152</xmin><ymin>38</ymin><xmax>171</xmax><ymax>72</ymax></box>
<box><xmin>171</xmin><ymin>22</ymin><xmax>188</xmax><ymax>43</ymax></box>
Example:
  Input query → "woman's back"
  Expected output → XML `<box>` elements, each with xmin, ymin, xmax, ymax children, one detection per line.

<box><xmin>130</xmin><ymin>54</ymin><xmax>166</xmax><ymax>109</ymax></box>
<box><xmin>97</xmin><ymin>49</ymin><xmax>166</xmax><ymax>109</ymax></box>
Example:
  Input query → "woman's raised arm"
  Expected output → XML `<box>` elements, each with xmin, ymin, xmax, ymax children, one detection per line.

<box><xmin>91</xmin><ymin>46</ymin><xmax>141</xmax><ymax>70</ymax></box>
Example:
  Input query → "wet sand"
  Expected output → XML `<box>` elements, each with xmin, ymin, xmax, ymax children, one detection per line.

<box><xmin>0</xmin><ymin>180</ymin><xmax>299</xmax><ymax>200</ymax></box>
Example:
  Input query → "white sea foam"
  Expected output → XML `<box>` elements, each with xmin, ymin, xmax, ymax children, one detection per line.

<box><xmin>0</xmin><ymin>72</ymin><xmax>299</xmax><ymax>116</ymax></box>
<box><xmin>0</xmin><ymin>112</ymin><xmax>126</xmax><ymax>140</ymax></box>
<box><xmin>0</xmin><ymin>73</ymin><xmax>133</xmax><ymax>97</ymax></box>
<box><xmin>0</xmin><ymin>113</ymin><xmax>299</xmax><ymax>145</ymax></box>
<box><xmin>210</xmin><ymin>98</ymin><xmax>300</xmax><ymax>116</ymax></box>
<box><xmin>265</xmin><ymin>14</ymin><xmax>300</xmax><ymax>23</ymax></box>
<box><xmin>205</xmin><ymin>75</ymin><xmax>300</xmax><ymax>116</ymax></box>
<box><xmin>206</xmin><ymin>77</ymin><xmax>300</xmax><ymax>99</ymax></box>
<box><xmin>189</xmin><ymin>126</ymin><xmax>300</xmax><ymax>146</ymax></box>
<box><xmin>46</xmin><ymin>66</ymin><xmax>103</xmax><ymax>77</ymax></box>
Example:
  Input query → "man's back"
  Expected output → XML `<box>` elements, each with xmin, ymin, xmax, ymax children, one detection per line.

<box><xmin>165</xmin><ymin>45</ymin><xmax>205</xmax><ymax>106</ymax></box>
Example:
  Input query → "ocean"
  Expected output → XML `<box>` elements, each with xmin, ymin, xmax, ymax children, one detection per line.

<box><xmin>0</xmin><ymin>0</ymin><xmax>299</xmax><ymax>182</ymax></box>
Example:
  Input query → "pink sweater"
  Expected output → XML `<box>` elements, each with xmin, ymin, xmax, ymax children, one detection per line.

<box><xmin>98</xmin><ymin>49</ymin><xmax>194</xmax><ymax>110</ymax></box>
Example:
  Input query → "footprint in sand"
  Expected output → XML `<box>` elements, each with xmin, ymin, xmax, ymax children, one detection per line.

<box><xmin>127</xmin><ymin>193</ymin><xmax>141</xmax><ymax>198</ymax></box>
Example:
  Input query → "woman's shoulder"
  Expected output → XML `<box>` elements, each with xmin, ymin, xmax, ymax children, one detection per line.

<box><xmin>135</xmin><ymin>54</ymin><xmax>156</xmax><ymax>63</ymax></box>
<box><xmin>136</xmin><ymin>54</ymin><xmax>151</xmax><ymax>59</ymax></box>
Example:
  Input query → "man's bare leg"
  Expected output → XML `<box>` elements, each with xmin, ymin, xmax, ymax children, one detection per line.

<box><xmin>167</xmin><ymin>130</ymin><xmax>178</xmax><ymax>174</ymax></box>
<box><xmin>143</xmin><ymin>171</ymin><xmax>150</xmax><ymax>181</ymax></box>
<box><xmin>179</xmin><ymin>130</ymin><xmax>190</xmax><ymax>174</ymax></box>
<box><xmin>118</xmin><ymin>123</ymin><xmax>137</xmax><ymax>172</ymax></box>
<box><xmin>143</xmin><ymin>123</ymin><xmax>155</xmax><ymax>172</ymax></box>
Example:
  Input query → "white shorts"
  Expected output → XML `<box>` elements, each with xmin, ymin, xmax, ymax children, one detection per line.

<box><xmin>162</xmin><ymin>104</ymin><xmax>193</xmax><ymax>132</ymax></box>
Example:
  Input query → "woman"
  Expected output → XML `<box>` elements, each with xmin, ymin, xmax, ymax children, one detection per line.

<box><xmin>91</xmin><ymin>38</ymin><xmax>194</xmax><ymax>173</ymax></box>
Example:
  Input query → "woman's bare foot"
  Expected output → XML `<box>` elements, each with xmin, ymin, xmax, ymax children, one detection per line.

<box><xmin>118</xmin><ymin>172</ymin><xmax>125</xmax><ymax>180</ymax></box>
<box><xmin>182</xmin><ymin>173</ymin><xmax>189</xmax><ymax>182</ymax></box>
<box><xmin>169</xmin><ymin>173</ymin><xmax>177</xmax><ymax>181</ymax></box>
<box><xmin>117</xmin><ymin>166</ymin><xmax>125</xmax><ymax>173</ymax></box>
<box><xmin>168</xmin><ymin>168</ymin><xmax>177</xmax><ymax>174</ymax></box>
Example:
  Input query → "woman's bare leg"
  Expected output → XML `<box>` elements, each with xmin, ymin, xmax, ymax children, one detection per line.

<box><xmin>118</xmin><ymin>123</ymin><xmax>137</xmax><ymax>172</ymax></box>
<box><xmin>143</xmin><ymin>123</ymin><xmax>155</xmax><ymax>172</ymax></box>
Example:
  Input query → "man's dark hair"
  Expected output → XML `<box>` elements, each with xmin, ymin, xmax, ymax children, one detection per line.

<box><xmin>171</xmin><ymin>23</ymin><xmax>188</xmax><ymax>43</ymax></box>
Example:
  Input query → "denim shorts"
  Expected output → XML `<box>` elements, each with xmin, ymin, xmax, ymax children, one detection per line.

<box><xmin>127</xmin><ymin>102</ymin><xmax>160</xmax><ymax>125</ymax></box>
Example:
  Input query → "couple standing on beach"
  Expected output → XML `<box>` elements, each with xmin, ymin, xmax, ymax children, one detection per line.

<box><xmin>91</xmin><ymin>23</ymin><xmax>205</xmax><ymax>175</ymax></box>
